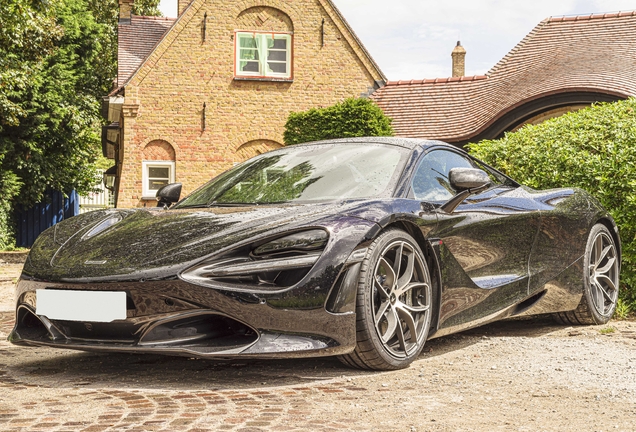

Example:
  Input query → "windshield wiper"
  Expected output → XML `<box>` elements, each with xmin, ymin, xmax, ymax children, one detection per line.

<box><xmin>207</xmin><ymin>202</ymin><xmax>258</xmax><ymax>207</ymax></box>
<box><xmin>172</xmin><ymin>204</ymin><xmax>209</xmax><ymax>209</ymax></box>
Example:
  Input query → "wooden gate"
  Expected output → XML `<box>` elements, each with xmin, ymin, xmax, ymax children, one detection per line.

<box><xmin>15</xmin><ymin>190</ymin><xmax>79</xmax><ymax>248</ymax></box>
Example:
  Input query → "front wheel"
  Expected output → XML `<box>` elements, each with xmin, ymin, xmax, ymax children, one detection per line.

<box><xmin>338</xmin><ymin>230</ymin><xmax>433</xmax><ymax>370</ymax></box>
<box><xmin>554</xmin><ymin>223</ymin><xmax>620</xmax><ymax>325</ymax></box>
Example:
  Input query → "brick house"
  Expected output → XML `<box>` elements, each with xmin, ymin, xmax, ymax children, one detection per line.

<box><xmin>372</xmin><ymin>12</ymin><xmax>636</xmax><ymax>145</ymax></box>
<box><xmin>103</xmin><ymin>0</ymin><xmax>386</xmax><ymax>208</ymax></box>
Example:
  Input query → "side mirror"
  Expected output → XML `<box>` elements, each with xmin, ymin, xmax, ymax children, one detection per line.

<box><xmin>438</xmin><ymin>168</ymin><xmax>491</xmax><ymax>214</ymax></box>
<box><xmin>449</xmin><ymin>168</ymin><xmax>491</xmax><ymax>191</ymax></box>
<box><xmin>156</xmin><ymin>183</ymin><xmax>182</xmax><ymax>209</ymax></box>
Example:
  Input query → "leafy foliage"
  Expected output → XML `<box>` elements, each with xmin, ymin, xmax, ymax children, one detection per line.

<box><xmin>468</xmin><ymin>99</ymin><xmax>636</xmax><ymax>311</ymax></box>
<box><xmin>284</xmin><ymin>98</ymin><xmax>394</xmax><ymax>145</ymax></box>
<box><xmin>0</xmin><ymin>152</ymin><xmax>21</xmax><ymax>250</ymax></box>
<box><xmin>0</xmin><ymin>0</ymin><xmax>161</xmax><ymax>249</ymax></box>
<box><xmin>132</xmin><ymin>0</ymin><xmax>161</xmax><ymax>16</ymax></box>
<box><xmin>0</xmin><ymin>0</ymin><xmax>61</xmax><ymax>249</ymax></box>
<box><xmin>1</xmin><ymin>0</ymin><xmax>109</xmax><ymax>208</ymax></box>
<box><xmin>0</xmin><ymin>0</ymin><xmax>62</xmax><ymax>128</ymax></box>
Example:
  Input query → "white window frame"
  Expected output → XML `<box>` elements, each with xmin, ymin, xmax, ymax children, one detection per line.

<box><xmin>142</xmin><ymin>161</ymin><xmax>175</xmax><ymax>199</ymax></box>
<box><xmin>235</xmin><ymin>31</ymin><xmax>293</xmax><ymax>80</ymax></box>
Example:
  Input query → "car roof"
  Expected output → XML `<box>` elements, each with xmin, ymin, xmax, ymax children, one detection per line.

<box><xmin>294</xmin><ymin>137</ymin><xmax>457</xmax><ymax>151</ymax></box>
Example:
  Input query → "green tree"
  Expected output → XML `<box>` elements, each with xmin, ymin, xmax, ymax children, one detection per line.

<box><xmin>0</xmin><ymin>0</ymin><xmax>162</xmax><ymax>249</ymax></box>
<box><xmin>284</xmin><ymin>97</ymin><xmax>394</xmax><ymax>145</ymax></box>
<box><xmin>0</xmin><ymin>0</ymin><xmax>62</xmax><ymax>249</ymax></box>
<box><xmin>0</xmin><ymin>0</ymin><xmax>62</xmax><ymax>129</ymax></box>
<box><xmin>0</xmin><ymin>152</ymin><xmax>22</xmax><ymax>250</ymax></box>
<box><xmin>1</xmin><ymin>0</ymin><xmax>112</xmax><ymax>208</ymax></box>
<box><xmin>468</xmin><ymin>98</ymin><xmax>636</xmax><ymax>313</ymax></box>
<box><xmin>132</xmin><ymin>0</ymin><xmax>161</xmax><ymax>16</ymax></box>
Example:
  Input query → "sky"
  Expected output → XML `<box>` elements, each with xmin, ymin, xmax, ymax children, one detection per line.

<box><xmin>158</xmin><ymin>0</ymin><xmax>636</xmax><ymax>80</ymax></box>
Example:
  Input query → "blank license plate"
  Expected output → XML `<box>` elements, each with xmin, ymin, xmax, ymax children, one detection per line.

<box><xmin>36</xmin><ymin>289</ymin><xmax>127</xmax><ymax>323</ymax></box>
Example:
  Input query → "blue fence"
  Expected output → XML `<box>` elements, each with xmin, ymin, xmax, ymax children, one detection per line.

<box><xmin>15</xmin><ymin>190</ymin><xmax>79</xmax><ymax>248</ymax></box>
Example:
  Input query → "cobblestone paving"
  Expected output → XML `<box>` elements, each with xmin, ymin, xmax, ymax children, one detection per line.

<box><xmin>1</xmin><ymin>270</ymin><xmax>636</xmax><ymax>431</ymax></box>
<box><xmin>2</xmin><ymin>308</ymin><xmax>362</xmax><ymax>431</ymax></box>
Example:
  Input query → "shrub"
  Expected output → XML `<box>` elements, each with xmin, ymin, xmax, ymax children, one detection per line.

<box><xmin>284</xmin><ymin>97</ymin><xmax>393</xmax><ymax>145</ymax></box>
<box><xmin>0</xmin><ymin>159</ymin><xmax>21</xmax><ymax>250</ymax></box>
<box><xmin>468</xmin><ymin>98</ymin><xmax>636</xmax><ymax>311</ymax></box>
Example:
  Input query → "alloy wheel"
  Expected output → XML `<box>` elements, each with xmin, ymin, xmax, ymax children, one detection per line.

<box><xmin>588</xmin><ymin>231</ymin><xmax>619</xmax><ymax>317</ymax></box>
<box><xmin>372</xmin><ymin>240</ymin><xmax>431</xmax><ymax>358</ymax></box>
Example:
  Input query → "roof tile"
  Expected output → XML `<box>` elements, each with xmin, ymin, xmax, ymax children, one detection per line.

<box><xmin>118</xmin><ymin>15</ymin><xmax>176</xmax><ymax>87</ymax></box>
<box><xmin>372</xmin><ymin>12</ymin><xmax>636</xmax><ymax>142</ymax></box>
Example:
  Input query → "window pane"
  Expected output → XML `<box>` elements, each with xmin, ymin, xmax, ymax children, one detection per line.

<box><xmin>267</xmin><ymin>62</ymin><xmax>287</xmax><ymax>74</ymax></box>
<box><xmin>270</xmin><ymin>38</ymin><xmax>287</xmax><ymax>50</ymax></box>
<box><xmin>268</xmin><ymin>50</ymin><xmax>287</xmax><ymax>62</ymax></box>
<box><xmin>149</xmin><ymin>179</ymin><xmax>169</xmax><ymax>191</ymax></box>
<box><xmin>241</xmin><ymin>61</ymin><xmax>259</xmax><ymax>73</ymax></box>
<box><xmin>240</xmin><ymin>48</ymin><xmax>259</xmax><ymax>61</ymax></box>
<box><xmin>239</xmin><ymin>36</ymin><xmax>257</xmax><ymax>49</ymax></box>
<box><xmin>149</xmin><ymin>167</ymin><xmax>169</xmax><ymax>178</ymax></box>
<box><xmin>412</xmin><ymin>150</ymin><xmax>474</xmax><ymax>201</ymax></box>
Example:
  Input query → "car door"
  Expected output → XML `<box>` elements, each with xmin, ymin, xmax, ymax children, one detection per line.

<box><xmin>412</xmin><ymin>148</ymin><xmax>541</xmax><ymax>332</ymax></box>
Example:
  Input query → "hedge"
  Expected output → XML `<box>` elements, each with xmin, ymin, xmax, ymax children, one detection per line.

<box><xmin>283</xmin><ymin>97</ymin><xmax>393</xmax><ymax>145</ymax></box>
<box><xmin>0</xmin><ymin>156</ymin><xmax>21</xmax><ymax>250</ymax></box>
<box><xmin>468</xmin><ymin>98</ymin><xmax>636</xmax><ymax>311</ymax></box>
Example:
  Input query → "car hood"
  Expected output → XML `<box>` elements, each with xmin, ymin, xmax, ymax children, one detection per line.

<box><xmin>25</xmin><ymin>201</ymin><xmax>384</xmax><ymax>282</ymax></box>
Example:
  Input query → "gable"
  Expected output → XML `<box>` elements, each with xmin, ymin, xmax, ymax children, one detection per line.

<box><xmin>122</xmin><ymin>0</ymin><xmax>385</xmax><ymax>90</ymax></box>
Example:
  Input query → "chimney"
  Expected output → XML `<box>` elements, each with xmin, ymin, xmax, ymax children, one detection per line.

<box><xmin>451</xmin><ymin>41</ymin><xmax>466</xmax><ymax>77</ymax></box>
<box><xmin>119</xmin><ymin>0</ymin><xmax>133</xmax><ymax>23</ymax></box>
<box><xmin>178</xmin><ymin>0</ymin><xmax>191</xmax><ymax>16</ymax></box>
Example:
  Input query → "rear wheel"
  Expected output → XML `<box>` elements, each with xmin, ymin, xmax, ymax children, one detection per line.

<box><xmin>554</xmin><ymin>224</ymin><xmax>619</xmax><ymax>325</ymax></box>
<box><xmin>338</xmin><ymin>230</ymin><xmax>432</xmax><ymax>370</ymax></box>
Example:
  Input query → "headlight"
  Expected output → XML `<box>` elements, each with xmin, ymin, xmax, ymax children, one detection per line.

<box><xmin>82</xmin><ymin>215</ymin><xmax>122</xmax><ymax>239</ymax></box>
<box><xmin>180</xmin><ymin>229</ymin><xmax>329</xmax><ymax>292</ymax></box>
<box><xmin>253</xmin><ymin>229</ymin><xmax>328</xmax><ymax>256</ymax></box>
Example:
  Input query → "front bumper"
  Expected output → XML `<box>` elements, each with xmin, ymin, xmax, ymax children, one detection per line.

<box><xmin>9</xmin><ymin>277</ymin><xmax>358</xmax><ymax>359</ymax></box>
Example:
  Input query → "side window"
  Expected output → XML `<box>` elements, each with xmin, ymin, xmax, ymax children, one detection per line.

<box><xmin>471</xmin><ymin>158</ymin><xmax>518</xmax><ymax>188</ymax></box>
<box><xmin>411</xmin><ymin>150</ymin><xmax>474</xmax><ymax>201</ymax></box>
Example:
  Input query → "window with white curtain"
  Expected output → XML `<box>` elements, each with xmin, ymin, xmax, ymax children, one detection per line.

<box><xmin>235</xmin><ymin>32</ymin><xmax>292</xmax><ymax>79</ymax></box>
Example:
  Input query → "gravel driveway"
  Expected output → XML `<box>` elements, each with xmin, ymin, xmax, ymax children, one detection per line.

<box><xmin>1</xmin><ymin>263</ymin><xmax>635</xmax><ymax>431</ymax></box>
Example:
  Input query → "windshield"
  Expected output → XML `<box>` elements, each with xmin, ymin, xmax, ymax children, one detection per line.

<box><xmin>174</xmin><ymin>143</ymin><xmax>409</xmax><ymax>207</ymax></box>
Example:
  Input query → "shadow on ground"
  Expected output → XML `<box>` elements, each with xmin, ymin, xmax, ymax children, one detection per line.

<box><xmin>1</xmin><ymin>314</ymin><xmax>565</xmax><ymax>391</ymax></box>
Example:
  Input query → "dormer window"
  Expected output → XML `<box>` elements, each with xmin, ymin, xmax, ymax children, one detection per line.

<box><xmin>235</xmin><ymin>32</ymin><xmax>292</xmax><ymax>80</ymax></box>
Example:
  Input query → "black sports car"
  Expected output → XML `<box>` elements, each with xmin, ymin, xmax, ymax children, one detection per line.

<box><xmin>10</xmin><ymin>137</ymin><xmax>621</xmax><ymax>370</ymax></box>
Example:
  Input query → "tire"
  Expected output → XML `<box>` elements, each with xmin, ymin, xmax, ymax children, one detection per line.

<box><xmin>338</xmin><ymin>229</ymin><xmax>433</xmax><ymax>370</ymax></box>
<box><xmin>554</xmin><ymin>224</ymin><xmax>620</xmax><ymax>325</ymax></box>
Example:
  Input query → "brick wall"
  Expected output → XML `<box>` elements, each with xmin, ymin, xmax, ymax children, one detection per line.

<box><xmin>142</xmin><ymin>140</ymin><xmax>176</xmax><ymax>161</ymax></box>
<box><xmin>116</xmin><ymin>0</ymin><xmax>382</xmax><ymax>208</ymax></box>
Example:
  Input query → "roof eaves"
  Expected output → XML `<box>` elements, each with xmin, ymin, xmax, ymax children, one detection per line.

<box><xmin>131</xmin><ymin>15</ymin><xmax>178</xmax><ymax>23</ymax></box>
<box><xmin>383</xmin><ymin>75</ymin><xmax>488</xmax><ymax>87</ymax></box>
<box><xmin>108</xmin><ymin>85</ymin><xmax>125</xmax><ymax>97</ymax></box>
